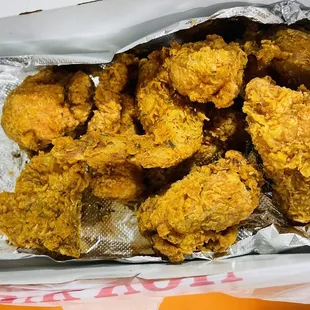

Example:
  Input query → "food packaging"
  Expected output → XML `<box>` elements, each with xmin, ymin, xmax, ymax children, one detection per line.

<box><xmin>1</xmin><ymin>0</ymin><xmax>310</xmax><ymax>305</ymax></box>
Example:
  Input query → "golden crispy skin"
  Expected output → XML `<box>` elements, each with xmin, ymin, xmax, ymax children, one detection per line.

<box><xmin>244</xmin><ymin>77</ymin><xmax>310</xmax><ymax>223</ymax></box>
<box><xmin>1</xmin><ymin>68</ymin><xmax>94</xmax><ymax>151</ymax></box>
<box><xmin>192</xmin><ymin>108</ymin><xmax>246</xmax><ymax>167</ymax></box>
<box><xmin>137</xmin><ymin>106</ymin><xmax>244</xmax><ymax>192</ymax></box>
<box><xmin>86</xmin><ymin>54</ymin><xmax>144</xmax><ymax>201</ymax></box>
<box><xmin>0</xmin><ymin>152</ymin><xmax>90</xmax><ymax>257</ymax></box>
<box><xmin>244</xmin><ymin>28</ymin><xmax>310</xmax><ymax>89</ymax></box>
<box><xmin>137</xmin><ymin>151</ymin><xmax>262</xmax><ymax>262</ymax></box>
<box><xmin>205</xmin><ymin>108</ymin><xmax>245</xmax><ymax>143</ymax></box>
<box><xmin>67</xmin><ymin>71</ymin><xmax>95</xmax><ymax>124</ymax></box>
<box><xmin>162</xmin><ymin>35</ymin><xmax>247</xmax><ymax>108</ymax></box>
<box><xmin>87</xmin><ymin>89</ymin><xmax>122</xmax><ymax>134</ymax></box>
<box><xmin>134</xmin><ymin>49</ymin><xmax>204</xmax><ymax>167</ymax></box>
<box><xmin>152</xmin><ymin>227</ymin><xmax>238</xmax><ymax>263</ymax></box>
<box><xmin>55</xmin><ymin>50</ymin><xmax>204</xmax><ymax>169</ymax></box>
<box><xmin>87</xmin><ymin>97</ymin><xmax>142</xmax><ymax>201</ymax></box>
<box><xmin>90</xmin><ymin>163</ymin><xmax>144</xmax><ymax>201</ymax></box>
<box><xmin>144</xmin><ymin>160</ymin><xmax>192</xmax><ymax>195</ymax></box>
<box><xmin>88</xmin><ymin>54</ymin><xmax>138</xmax><ymax>134</ymax></box>
<box><xmin>120</xmin><ymin>94</ymin><xmax>137</xmax><ymax>135</ymax></box>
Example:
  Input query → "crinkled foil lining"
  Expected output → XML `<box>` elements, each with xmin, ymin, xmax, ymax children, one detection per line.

<box><xmin>1</xmin><ymin>1</ymin><xmax>310</xmax><ymax>263</ymax></box>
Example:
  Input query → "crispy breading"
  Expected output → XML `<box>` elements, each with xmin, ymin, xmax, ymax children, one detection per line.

<box><xmin>1</xmin><ymin>68</ymin><xmax>94</xmax><ymax>151</ymax></box>
<box><xmin>143</xmin><ymin>108</ymin><xmax>245</xmax><ymax>193</ymax></box>
<box><xmin>88</xmin><ymin>53</ymin><xmax>139</xmax><ymax>134</ymax></box>
<box><xmin>137</xmin><ymin>151</ymin><xmax>262</xmax><ymax>262</ymax></box>
<box><xmin>162</xmin><ymin>35</ymin><xmax>247</xmax><ymax>108</ymax></box>
<box><xmin>0</xmin><ymin>152</ymin><xmax>90</xmax><ymax>257</ymax></box>
<box><xmin>244</xmin><ymin>28</ymin><xmax>310</xmax><ymax>89</ymax></box>
<box><xmin>205</xmin><ymin>108</ymin><xmax>245</xmax><ymax>143</ymax></box>
<box><xmin>67</xmin><ymin>71</ymin><xmax>95</xmax><ymax>124</ymax></box>
<box><xmin>54</xmin><ymin>50</ymin><xmax>204</xmax><ymax>169</ymax></box>
<box><xmin>192</xmin><ymin>108</ymin><xmax>246</xmax><ymax>167</ymax></box>
<box><xmin>86</xmin><ymin>54</ymin><xmax>144</xmax><ymax>201</ymax></box>
<box><xmin>152</xmin><ymin>227</ymin><xmax>238</xmax><ymax>263</ymax></box>
<box><xmin>120</xmin><ymin>94</ymin><xmax>137</xmax><ymax>135</ymax></box>
<box><xmin>134</xmin><ymin>48</ymin><xmax>204</xmax><ymax>167</ymax></box>
<box><xmin>90</xmin><ymin>163</ymin><xmax>144</xmax><ymax>201</ymax></box>
<box><xmin>244</xmin><ymin>77</ymin><xmax>310</xmax><ymax>223</ymax></box>
<box><xmin>87</xmin><ymin>89</ymin><xmax>122</xmax><ymax>134</ymax></box>
<box><xmin>144</xmin><ymin>160</ymin><xmax>192</xmax><ymax>194</ymax></box>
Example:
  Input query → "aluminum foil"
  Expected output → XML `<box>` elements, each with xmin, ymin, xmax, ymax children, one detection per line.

<box><xmin>1</xmin><ymin>0</ymin><xmax>310</xmax><ymax>263</ymax></box>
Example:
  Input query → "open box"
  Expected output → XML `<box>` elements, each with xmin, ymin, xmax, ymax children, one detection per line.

<box><xmin>1</xmin><ymin>0</ymin><xmax>310</xmax><ymax>306</ymax></box>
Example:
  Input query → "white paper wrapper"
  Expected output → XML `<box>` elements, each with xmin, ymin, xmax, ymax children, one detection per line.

<box><xmin>0</xmin><ymin>0</ymin><xmax>309</xmax><ymax>66</ymax></box>
<box><xmin>1</xmin><ymin>0</ymin><xmax>310</xmax><ymax>263</ymax></box>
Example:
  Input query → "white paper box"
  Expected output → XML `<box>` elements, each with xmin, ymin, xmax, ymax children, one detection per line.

<box><xmin>1</xmin><ymin>1</ymin><xmax>310</xmax><ymax>306</ymax></box>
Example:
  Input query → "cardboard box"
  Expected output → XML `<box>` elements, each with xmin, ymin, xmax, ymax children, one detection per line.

<box><xmin>1</xmin><ymin>1</ymin><xmax>310</xmax><ymax>306</ymax></box>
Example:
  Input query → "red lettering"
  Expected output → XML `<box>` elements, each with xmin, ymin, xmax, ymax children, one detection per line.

<box><xmin>221</xmin><ymin>272</ymin><xmax>243</xmax><ymax>283</ymax></box>
<box><xmin>95</xmin><ymin>286</ymin><xmax>118</xmax><ymax>298</ymax></box>
<box><xmin>123</xmin><ymin>285</ymin><xmax>140</xmax><ymax>296</ymax></box>
<box><xmin>141</xmin><ymin>279</ymin><xmax>181</xmax><ymax>292</ymax></box>
<box><xmin>43</xmin><ymin>291</ymin><xmax>80</xmax><ymax>303</ymax></box>
<box><xmin>24</xmin><ymin>296</ymin><xmax>36</xmax><ymax>304</ymax></box>
<box><xmin>190</xmin><ymin>276</ymin><xmax>215</xmax><ymax>287</ymax></box>
<box><xmin>0</xmin><ymin>295</ymin><xmax>18</xmax><ymax>304</ymax></box>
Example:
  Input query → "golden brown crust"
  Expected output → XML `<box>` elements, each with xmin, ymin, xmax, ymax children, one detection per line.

<box><xmin>137</xmin><ymin>151</ymin><xmax>262</xmax><ymax>262</ymax></box>
<box><xmin>1</xmin><ymin>69</ymin><xmax>94</xmax><ymax>151</ymax></box>
<box><xmin>162</xmin><ymin>35</ymin><xmax>247</xmax><ymax>108</ymax></box>
<box><xmin>244</xmin><ymin>28</ymin><xmax>310</xmax><ymax>89</ymax></box>
<box><xmin>90</xmin><ymin>163</ymin><xmax>145</xmax><ymax>202</ymax></box>
<box><xmin>0</xmin><ymin>152</ymin><xmax>90</xmax><ymax>257</ymax></box>
<box><xmin>244</xmin><ymin>77</ymin><xmax>310</xmax><ymax>223</ymax></box>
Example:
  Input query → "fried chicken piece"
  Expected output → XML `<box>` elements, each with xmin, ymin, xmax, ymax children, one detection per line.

<box><xmin>137</xmin><ymin>151</ymin><xmax>262</xmax><ymax>262</ymax></box>
<box><xmin>244</xmin><ymin>28</ymin><xmax>310</xmax><ymax>89</ymax></box>
<box><xmin>87</xmin><ymin>53</ymin><xmax>138</xmax><ymax>134</ymax></box>
<box><xmin>152</xmin><ymin>227</ymin><xmax>237</xmax><ymax>263</ymax></box>
<box><xmin>56</xmin><ymin>49</ymin><xmax>204</xmax><ymax>170</ymax></box>
<box><xmin>191</xmin><ymin>135</ymin><xmax>224</xmax><ymax>167</ymax></box>
<box><xmin>0</xmin><ymin>152</ymin><xmax>90</xmax><ymax>257</ymax></box>
<box><xmin>192</xmin><ymin>108</ymin><xmax>246</xmax><ymax>167</ymax></box>
<box><xmin>1</xmin><ymin>68</ymin><xmax>94</xmax><ymax>151</ymax></box>
<box><xmin>244</xmin><ymin>77</ymin><xmax>310</xmax><ymax>223</ymax></box>
<box><xmin>205</xmin><ymin>108</ymin><xmax>245</xmax><ymax>143</ymax></box>
<box><xmin>90</xmin><ymin>163</ymin><xmax>144</xmax><ymax>201</ymax></box>
<box><xmin>120</xmin><ymin>94</ymin><xmax>138</xmax><ymax>135</ymax></box>
<box><xmin>85</xmin><ymin>54</ymin><xmax>145</xmax><ymax>202</ymax></box>
<box><xmin>161</xmin><ymin>35</ymin><xmax>247</xmax><ymax>108</ymax></box>
<box><xmin>134</xmin><ymin>49</ymin><xmax>204</xmax><ymax>167</ymax></box>
<box><xmin>144</xmin><ymin>160</ymin><xmax>192</xmax><ymax>194</ymax></box>
<box><xmin>67</xmin><ymin>71</ymin><xmax>95</xmax><ymax>124</ymax></box>
<box><xmin>87</xmin><ymin>89</ymin><xmax>122</xmax><ymax>134</ymax></box>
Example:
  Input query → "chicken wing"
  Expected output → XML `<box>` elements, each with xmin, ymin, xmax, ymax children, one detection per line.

<box><xmin>0</xmin><ymin>152</ymin><xmax>90</xmax><ymax>257</ymax></box>
<box><xmin>162</xmin><ymin>35</ymin><xmax>247</xmax><ymax>108</ymax></box>
<box><xmin>137</xmin><ymin>150</ymin><xmax>262</xmax><ymax>262</ymax></box>
<box><xmin>244</xmin><ymin>77</ymin><xmax>310</xmax><ymax>223</ymax></box>
<box><xmin>1</xmin><ymin>68</ymin><xmax>94</xmax><ymax>151</ymax></box>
